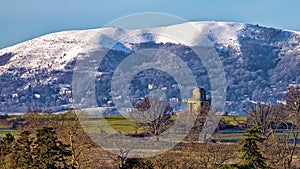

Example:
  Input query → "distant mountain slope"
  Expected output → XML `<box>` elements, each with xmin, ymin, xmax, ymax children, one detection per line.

<box><xmin>0</xmin><ymin>22</ymin><xmax>299</xmax><ymax>114</ymax></box>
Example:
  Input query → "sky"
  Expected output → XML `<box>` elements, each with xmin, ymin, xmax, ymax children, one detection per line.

<box><xmin>0</xmin><ymin>0</ymin><xmax>299</xmax><ymax>49</ymax></box>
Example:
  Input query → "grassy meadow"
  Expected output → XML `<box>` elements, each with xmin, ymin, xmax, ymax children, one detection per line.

<box><xmin>0</xmin><ymin>114</ymin><xmax>246</xmax><ymax>141</ymax></box>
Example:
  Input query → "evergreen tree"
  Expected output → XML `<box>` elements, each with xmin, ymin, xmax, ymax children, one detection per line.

<box><xmin>238</xmin><ymin>127</ymin><xmax>268</xmax><ymax>169</ymax></box>
<box><xmin>1</xmin><ymin>128</ymin><xmax>71</xmax><ymax>168</ymax></box>
<box><xmin>0</xmin><ymin>133</ymin><xmax>15</xmax><ymax>166</ymax></box>
<box><xmin>32</xmin><ymin>127</ymin><xmax>71</xmax><ymax>168</ymax></box>
<box><xmin>9</xmin><ymin>131</ymin><xmax>34</xmax><ymax>168</ymax></box>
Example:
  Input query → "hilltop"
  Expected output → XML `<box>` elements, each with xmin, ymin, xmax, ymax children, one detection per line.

<box><xmin>0</xmin><ymin>21</ymin><xmax>300</xmax><ymax>114</ymax></box>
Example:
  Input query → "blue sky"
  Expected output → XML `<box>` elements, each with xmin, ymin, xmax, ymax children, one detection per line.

<box><xmin>0</xmin><ymin>0</ymin><xmax>299</xmax><ymax>49</ymax></box>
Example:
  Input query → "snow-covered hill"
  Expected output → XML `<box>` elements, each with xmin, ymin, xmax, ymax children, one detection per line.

<box><xmin>0</xmin><ymin>21</ymin><xmax>299</xmax><ymax>114</ymax></box>
<box><xmin>0</xmin><ymin>22</ymin><xmax>245</xmax><ymax>72</ymax></box>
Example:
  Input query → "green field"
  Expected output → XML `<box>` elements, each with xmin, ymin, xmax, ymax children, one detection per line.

<box><xmin>0</xmin><ymin>124</ymin><xmax>17</xmax><ymax>137</ymax></box>
<box><xmin>0</xmin><ymin>115</ymin><xmax>248</xmax><ymax>138</ymax></box>
<box><xmin>73</xmin><ymin>115</ymin><xmax>142</xmax><ymax>135</ymax></box>
<box><xmin>0</xmin><ymin>115</ymin><xmax>141</xmax><ymax>138</ymax></box>
<box><xmin>104</xmin><ymin>116</ymin><xmax>142</xmax><ymax>134</ymax></box>
<box><xmin>3</xmin><ymin>114</ymin><xmax>300</xmax><ymax>144</ymax></box>
<box><xmin>222</xmin><ymin>115</ymin><xmax>247</xmax><ymax>125</ymax></box>
<box><xmin>83</xmin><ymin>115</ymin><xmax>247</xmax><ymax>140</ymax></box>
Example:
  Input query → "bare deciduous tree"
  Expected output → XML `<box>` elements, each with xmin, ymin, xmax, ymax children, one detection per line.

<box><xmin>128</xmin><ymin>96</ymin><xmax>173</xmax><ymax>140</ymax></box>
<box><xmin>245</xmin><ymin>102</ymin><xmax>273</xmax><ymax>137</ymax></box>
<box><xmin>53</xmin><ymin>110</ymin><xmax>94</xmax><ymax>169</ymax></box>
<box><xmin>245</xmin><ymin>86</ymin><xmax>300</xmax><ymax>169</ymax></box>
<box><xmin>181</xmin><ymin>143</ymin><xmax>238</xmax><ymax>169</ymax></box>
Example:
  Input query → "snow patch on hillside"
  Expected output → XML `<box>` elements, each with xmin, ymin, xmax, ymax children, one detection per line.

<box><xmin>0</xmin><ymin>29</ymin><xmax>99</xmax><ymax>72</ymax></box>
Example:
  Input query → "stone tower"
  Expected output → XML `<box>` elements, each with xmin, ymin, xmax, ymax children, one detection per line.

<box><xmin>188</xmin><ymin>87</ymin><xmax>207</xmax><ymax>112</ymax></box>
